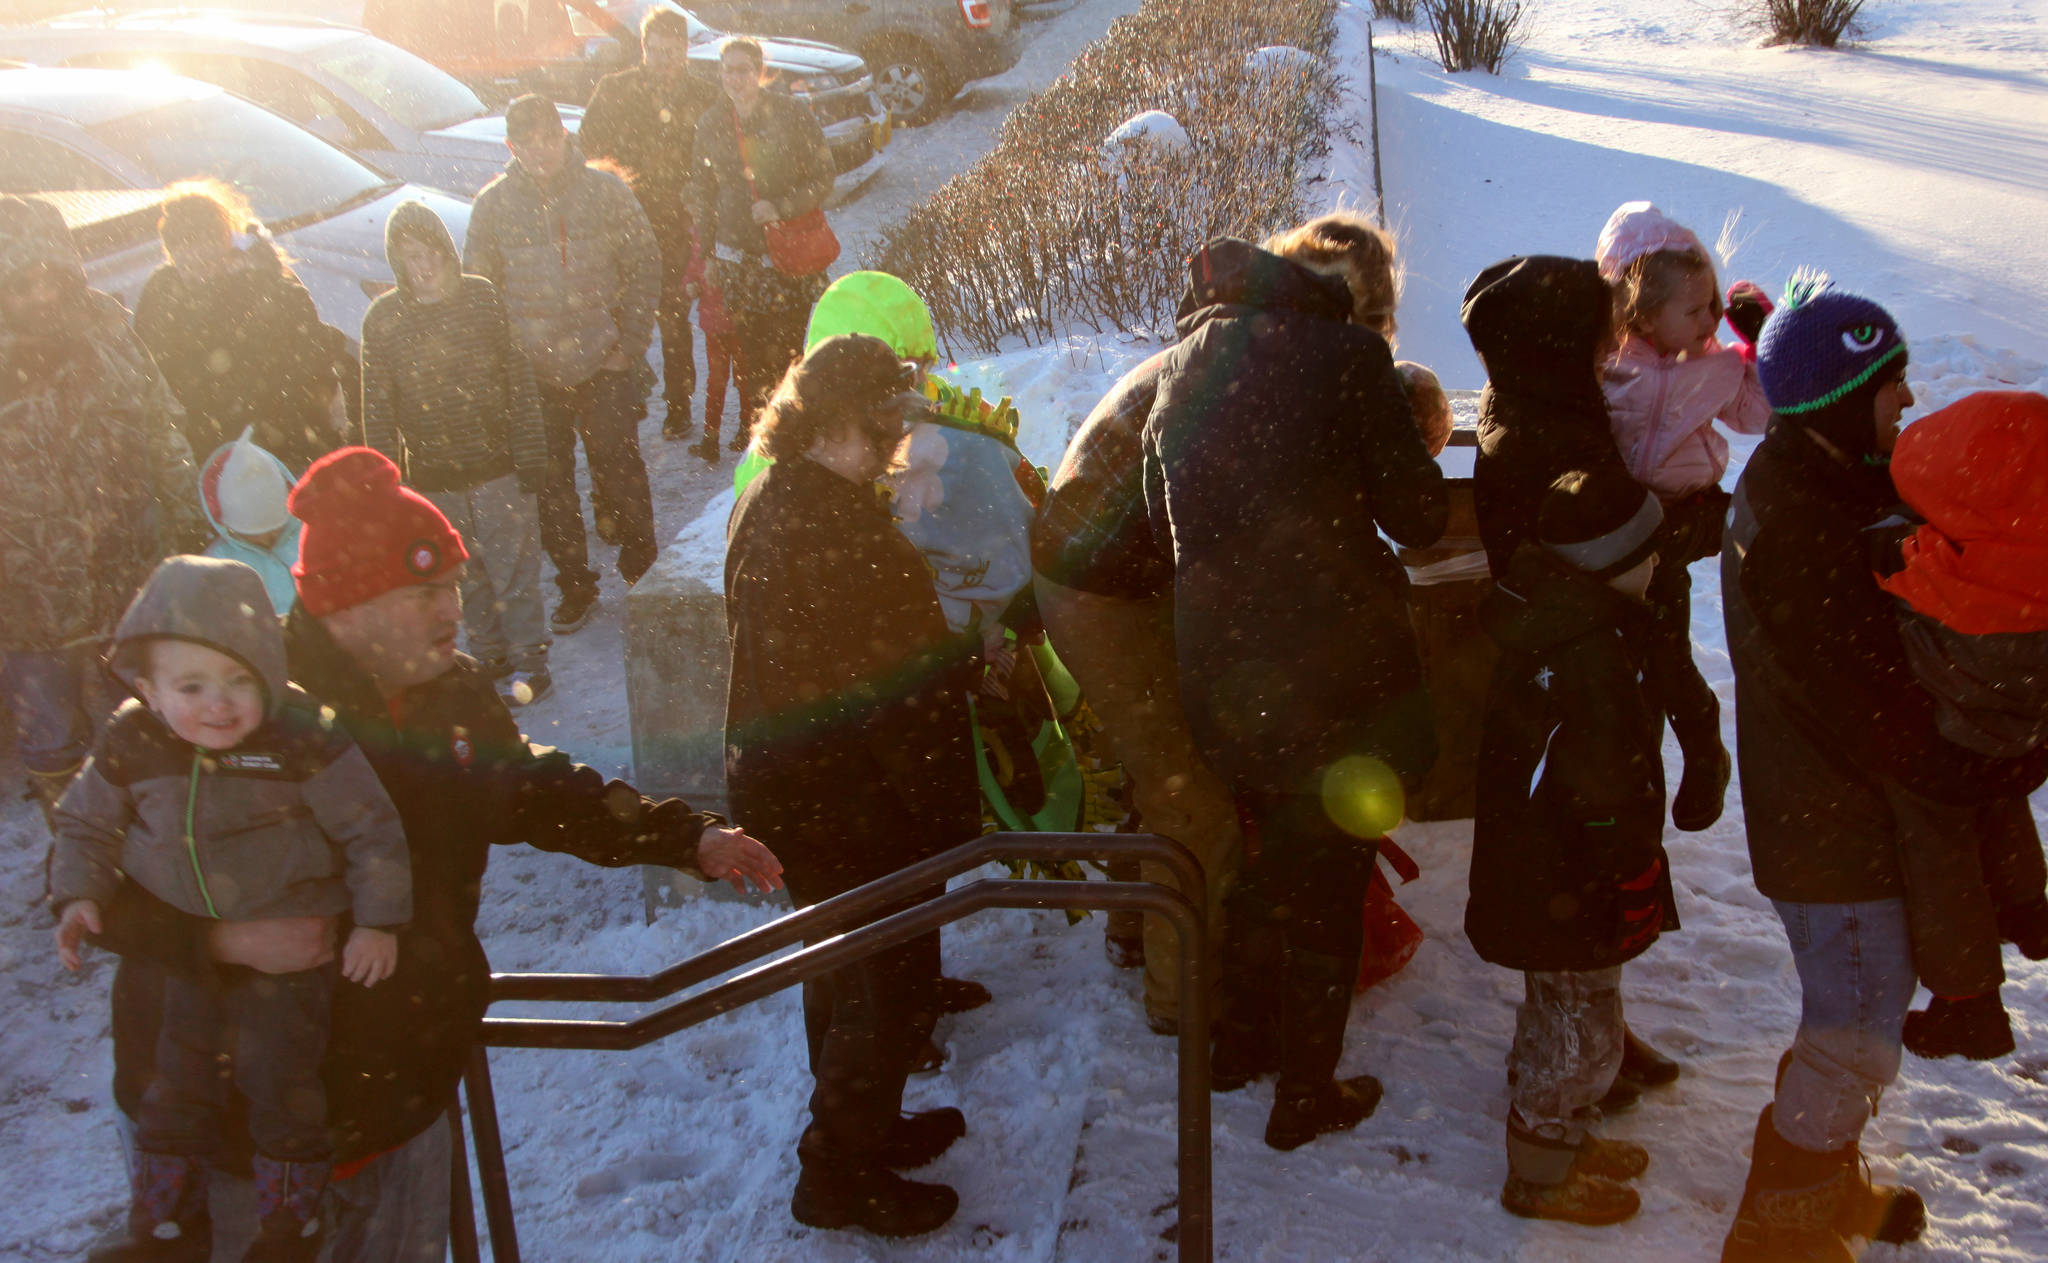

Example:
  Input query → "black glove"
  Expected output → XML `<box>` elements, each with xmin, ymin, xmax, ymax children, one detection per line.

<box><xmin>1725</xmin><ymin>280</ymin><xmax>1773</xmax><ymax>349</ymax></box>
<box><xmin>1998</xmin><ymin>898</ymin><xmax>2048</xmax><ymax>960</ymax></box>
<box><xmin>1903</xmin><ymin>993</ymin><xmax>2015</xmax><ymax>1061</ymax></box>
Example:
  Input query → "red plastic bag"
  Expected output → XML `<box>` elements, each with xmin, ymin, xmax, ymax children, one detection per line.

<box><xmin>1356</xmin><ymin>839</ymin><xmax>1423</xmax><ymax>992</ymax></box>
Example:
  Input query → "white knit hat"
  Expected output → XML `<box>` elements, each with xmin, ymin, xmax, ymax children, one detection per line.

<box><xmin>213</xmin><ymin>427</ymin><xmax>293</xmax><ymax>536</ymax></box>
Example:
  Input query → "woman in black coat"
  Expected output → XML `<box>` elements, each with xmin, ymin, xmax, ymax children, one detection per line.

<box><xmin>1143</xmin><ymin>218</ymin><xmax>1447</xmax><ymax>1152</ymax></box>
<box><xmin>133</xmin><ymin>185</ymin><xmax>345</xmax><ymax>472</ymax></box>
<box><xmin>724</xmin><ymin>334</ymin><xmax>981</xmax><ymax>1238</ymax></box>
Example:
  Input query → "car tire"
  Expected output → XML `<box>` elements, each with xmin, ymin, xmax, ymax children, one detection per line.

<box><xmin>865</xmin><ymin>38</ymin><xmax>953</xmax><ymax>127</ymax></box>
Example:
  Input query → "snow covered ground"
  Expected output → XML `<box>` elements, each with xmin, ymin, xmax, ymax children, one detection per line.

<box><xmin>5</xmin><ymin>0</ymin><xmax>2048</xmax><ymax>1259</ymax></box>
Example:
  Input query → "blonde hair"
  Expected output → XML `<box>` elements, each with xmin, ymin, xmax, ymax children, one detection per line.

<box><xmin>1612</xmin><ymin>247</ymin><xmax>1720</xmax><ymax>340</ymax></box>
<box><xmin>157</xmin><ymin>179</ymin><xmax>251</xmax><ymax>257</ymax></box>
<box><xmin>1264</xmin><ymin>210</ymin><xmax>1400</xmax><ymax>343</ymax></box>
<box><xmin>1396</xmin><ymin>361</ymin><xmax>1453</xmax><ymax>457</ymax></box>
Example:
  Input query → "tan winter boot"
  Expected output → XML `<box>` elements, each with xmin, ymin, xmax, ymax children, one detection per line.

<box><xmin>1504</xmin><ymin>1118</ymin><xmax>1641</xmax><ymax>1226</ymax></box>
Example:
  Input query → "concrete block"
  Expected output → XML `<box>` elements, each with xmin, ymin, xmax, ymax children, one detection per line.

<box><xmin>624</xmin><ymin>543</ymin><xmax>755</xmax><ymax>914</ymax></box>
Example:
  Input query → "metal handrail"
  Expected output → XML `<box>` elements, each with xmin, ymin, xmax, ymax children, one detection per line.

<box><xmin>453</xmin><ymin>832</ymin><xmax>1211</xmax><ymax>1263</ymax></box>
<box><xmin>487</xmin><ymin>832</ymin><xmax>1204</xmax><ymax>1003</ymax></box>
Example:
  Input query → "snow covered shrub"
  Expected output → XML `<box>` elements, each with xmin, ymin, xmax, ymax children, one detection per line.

<box><xmin>871</xmin><ymin>0</ymin><xmax>1339</xmax><ymax>353</ymax></box>
<box><xmin>1420</xmin><ymin>0</ymin><xmax>1527</xmax><ymax>72</ymax></box>
<box><xmin>1373</xmin><ymin>0</ymin><xmax>1419</xmax><ymax>23</ymax></box>
<box><xmin>1755</xmin><ymin>0</ymin><xmax>1866</xmax><ymax>46</ymax></box>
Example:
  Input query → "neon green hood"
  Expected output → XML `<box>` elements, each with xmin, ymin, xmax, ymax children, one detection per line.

<box><xmin>805</xmin><ymin>271</ymin><xmax>939</xmax><ymax>362</ymax></box>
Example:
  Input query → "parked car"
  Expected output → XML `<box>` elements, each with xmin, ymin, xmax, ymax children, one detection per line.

<box><xmin>682</xmin><ymin>0</ymin><xmax>1022</xmax><ymax>125</ymax></box>
<box><xmin>570</xmin><ymin>0</ymin><xmax>889</xmax><ymax>190</ymax></box>
<box><xmin>0</xmin><ymin>66</ymin><xmax>471</xmax><ymax>340</ymax></box>
<box><xmin>6</xmin><ymin>11</ymin><xmax>581</xmax><ymax>196</ymax></box>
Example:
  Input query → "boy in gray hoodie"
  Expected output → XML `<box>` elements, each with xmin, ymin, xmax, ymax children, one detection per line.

<box><xmin>362</xmin><ymin>200</ymin><xmax>552</xmax><ymax>706</ymax></box>
<box><xmin>51</xmin><ymin>554</ymin><xmax>409</xmax><ymax>1262</ymax></box>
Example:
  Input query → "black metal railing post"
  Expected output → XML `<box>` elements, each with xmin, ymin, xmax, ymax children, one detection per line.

<box><xmin>463</xmin><ymin>1047</ymin><xmax>522</xmax><ymax>1263</ymax></box>
<box><xmin>455</xmin><ymin>833</ymin><xmax>1210</xmax><ymax>1262</ymax></box>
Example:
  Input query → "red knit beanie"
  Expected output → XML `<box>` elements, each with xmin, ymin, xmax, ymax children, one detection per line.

<box><xmin>289</xmin><ymin>447</ymin><xmax>467</xmax><ymax>617</ymax></box>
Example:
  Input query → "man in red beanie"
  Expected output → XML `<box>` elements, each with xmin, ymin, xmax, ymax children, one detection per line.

<box><xmin>91</xmin><ymin>447</ymin><xmax>781</xmax><ymax>1262</ymax></box>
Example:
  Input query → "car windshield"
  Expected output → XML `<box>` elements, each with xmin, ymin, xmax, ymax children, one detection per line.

<box><xmin>568</xmin><ymin>0</ymin><xmax>713</xmax><ymax>43</ymax></box>
<box><xmin>313</xmin><ymin>36</ymin><xmax>490</xmax><ymax>132</ymax></box>
<box><xmin>89</xmin><ymin>91</ymin><xmax>394</xmax><ymax>226</ymax></box>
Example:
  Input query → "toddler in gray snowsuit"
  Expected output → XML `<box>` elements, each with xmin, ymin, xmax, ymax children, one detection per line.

<box><xmin>51</xmin><ymin>554</ymin><xmax>410</xmax><ymax>1261</ymax></box>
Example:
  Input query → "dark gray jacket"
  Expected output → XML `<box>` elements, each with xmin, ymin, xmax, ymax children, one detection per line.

<box><xmin>50</xmin><ymin>556</ymin><xmax>410</xmax><ymax>926</ymax></box>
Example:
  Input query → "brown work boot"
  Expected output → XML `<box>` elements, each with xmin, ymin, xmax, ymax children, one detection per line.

<box><xmin>1575</xmin><ymin>1133</ymin><xmax>1650</xmax><ymax>1181</ymax></box>
<box><xmin>1502</xmin><ymin>1170</ymin><xmax>1641</xmax><ymax>1226</ymax></box>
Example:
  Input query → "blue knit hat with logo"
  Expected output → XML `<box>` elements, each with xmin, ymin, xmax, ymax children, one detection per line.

<box><xmin>1755</xmin><ymin>271</ymin><xmax>1906</xmax><ymax>415</ymax></box>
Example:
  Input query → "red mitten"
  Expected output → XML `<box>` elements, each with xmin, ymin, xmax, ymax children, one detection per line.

<box><xmin>1725</xmin><ymin>280</ymin><xmax>1773</xmax><ymax>362</ymax></box>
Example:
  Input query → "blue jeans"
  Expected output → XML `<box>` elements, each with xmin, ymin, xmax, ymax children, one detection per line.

<box><xmin>0</xmin><ymin>644</ymin><xmax>94</xmax><ymax>774</ymax></box>
<box><xmin>1771</xmin><ymin>898</ymin><xmax>1918</xmax><ymax>1152</ymax></box>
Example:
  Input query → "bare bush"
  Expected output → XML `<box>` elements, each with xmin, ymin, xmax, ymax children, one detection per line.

<box><xmin>870</xmin><ymin>0</ymin><xmax>1339</xmax><ymax>354</ymax></box>
<box><xmin>1373</xmin><ymin>0</ymin><xmax>1420</xmax><ymax>23</ymax></box>
<box><xmin>1755</xmin><ymin>0</ymin><xmax>1865</xmax><ymax>45</ymax></box>
<box><xmin>1419</xmin><ymin>0</ymin><xmax>1527</xmax><ymax>72</ymax></box>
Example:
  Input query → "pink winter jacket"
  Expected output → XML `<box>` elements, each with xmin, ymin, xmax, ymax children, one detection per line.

<box><xmin>1601</xmin><ymin>335</ymin><xmax>1771</xmax><ymax>498</ymax></box>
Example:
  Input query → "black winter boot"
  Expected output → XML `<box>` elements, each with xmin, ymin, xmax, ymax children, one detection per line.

<box><xmin>1720</xmin><ymin>1107</ymin><xmax>1855</xmax><ymax>1263</ymax></box>
<box><xmin>1210</xmin><ymin>893</ymin><xmax>1284</xmax><ymax>1091</ymax></box>
<box><xmin>1904</xmin><ymin>993</ymin><xmax>2016</xmax><ymax>1061</ymax></box>
<box><xmin>1264</xmin><ymin>949</ymin><xmax>1380</xmax><ymax>1151</ymax></box>
<box><xmin>86</xmin><ymin>1152</ymin><xmax>211</xmax><ymax>1263</ymax></box>
<box><xmin>245</xmin><ymin>1156</ymin><xmax>330</xmax><ymax>1262</ymax></box>
<box><xmin>791</xmin><ymin>1161</ymin><xmax>958</xmax><ymax>1237</ymax></box>
<box><xmin>874</xmin><ymin>1108</ymin><xmax>965</xmax><ymax>1170</ymax></box>
<box><xmin>1617</xmin><ymin>1026</ymin><xmax>1683</xmax><ymax>1089</ymax></box>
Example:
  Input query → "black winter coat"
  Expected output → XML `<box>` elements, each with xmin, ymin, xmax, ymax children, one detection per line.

<box><xmin>724</xmin><ymin>457</ymin><xmax>980</xmax><ymax>896</ymax></box>
<box><xmin>1462</xmin><ymin>256</ymin><xmax>1639</xmax><ymax>577</ymax></box>
<box><xmin>133</xmin><ymin>241</ymin><xmax>341</xmax><ymax>471</ymax></box>
<box><xmin>104</xmin><ymin>608</ymin><xmax>720</xmax><ymax>1162</ymax></box>
<box><xmin>1467</xmin><ymin>546</ymin><xmax>1677</xmax><ymax>972</ymax></box>
<box><xmin>1143</xmin><ymin>238</ymin><xmax>1447</xmax><ymax>796</ymax></box>
<box><xmin>580</xmin><ymin>65</ymin><xmax>720</xmax><ymax>246</ymax></box>
<box><xmin>1722</xmin><ymin>423</ymin><xmax>2048</xmax><ymax>904</ymax></box>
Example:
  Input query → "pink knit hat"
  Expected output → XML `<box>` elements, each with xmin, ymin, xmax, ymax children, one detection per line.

<box><xmin>1594</xmin><ymin>201</ymin><xmax>1708</xmax><ymax>281</ymax></box>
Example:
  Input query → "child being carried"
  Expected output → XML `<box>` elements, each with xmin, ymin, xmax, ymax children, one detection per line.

<box><xmin>51</xmin><ymin>554</ymin><xmax>410</xmax><ymax>1262</ymax></box>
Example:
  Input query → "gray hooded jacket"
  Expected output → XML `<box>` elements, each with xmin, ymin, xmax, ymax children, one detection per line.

<box><xmin>461</xmin><ymin>142</ymin><xmax>661</xmax><ymax>389</ymax></box>
<box><xmin>50</xmin><ymin>555</ymin><xmax>411</xmax><ymax>926</ymax></box>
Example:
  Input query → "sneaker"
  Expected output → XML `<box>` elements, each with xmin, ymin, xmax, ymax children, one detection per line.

<box><xmin>620</xmin><ymin>544</ymin><xmax>658</xmax><ymax>587</ymax></box>
<box><xmin>498</xmin><ymin>669</ymin><xmax>552</xmax><ymax>708</ymax></box>
<box><xmin>550</xmin><ymin>590</ymin><xmax>598</xmax><ymax>635</ymax></box>
<box><xmin>1502</xmin><ymin>1170</ymin><xmax>1641</xmax><ymax>1226</ymax></box>
<box><xmin>689</xmin><ymin>436</ymin><xmax>722</xmax><ymax>464</ymax></box>
<box><xmin>729</xmin><ymin>430</ymin><xmax>750</xmax><ymax>452</ymax></box>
